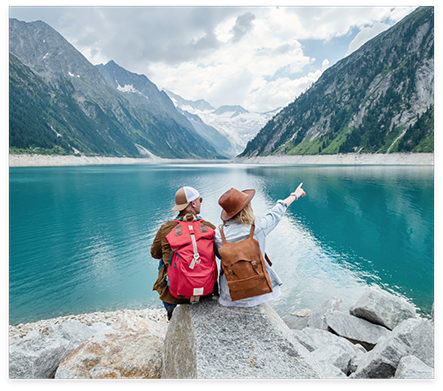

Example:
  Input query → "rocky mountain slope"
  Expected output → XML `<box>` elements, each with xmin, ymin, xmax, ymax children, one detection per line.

<box><xmin>9</xmin><ymin>18</ymin><xmax>225</xmax><ymax>159</ymax></box>
<box><xmin>164</xmin><ymin>90</ymin><xmax>237</xmax><ymax>158</ymax></box>
<box><xmin>165</xmin><ymin>90</ymin><xmax>281</xmax><ymax>155</ymax></box>
<box><xmin>239</xmin><ymin>6</ymin><xmax>434</xmax><ymax>158</ymax></box>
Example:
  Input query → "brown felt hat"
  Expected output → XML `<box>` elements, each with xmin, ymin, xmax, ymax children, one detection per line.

<box><xmin>218</xmin><ymin>188</ymin><xmax>255</xmax><ymax>221</ymax></box>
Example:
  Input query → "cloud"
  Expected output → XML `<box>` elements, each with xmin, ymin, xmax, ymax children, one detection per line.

<box><xmin>230</xmin><ymin>12</ymin><xmax>256</xmax><ymax>43</ymax></box>
<box><xmin>9</xmin><ymin>5</ymin><xmax>417</xmax><ymax>112</ymax></box>
<box><xmin>346</xmin><ymin>22</ymin><xmax>391</xmax><ymax>56</ymax></box>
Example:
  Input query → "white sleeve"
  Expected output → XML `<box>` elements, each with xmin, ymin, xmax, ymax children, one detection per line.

<box><xmin>255</xmin><ymin>200</ymin><xmax>288</xmax><ymax>236</ymax></box>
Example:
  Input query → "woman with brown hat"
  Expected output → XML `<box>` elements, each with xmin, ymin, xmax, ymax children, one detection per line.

<box><xmin>215</xmin><ymin>183</ymin><xmax>306</xmax><ymax>307</ymax></box>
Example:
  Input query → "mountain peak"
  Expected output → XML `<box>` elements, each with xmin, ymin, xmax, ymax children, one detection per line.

<box><xmin>164</xmin><ymin>90</ymin><xmax>215</xmax><ymax>111</ymax></box>
<box><xmin>9</xmin><ymin>18</ymin><xmax>226</xmax><ymax>160</ymax></box>
<box><xmin>213</xmin><ymin>105</ymin><xmax>249</xmax><ymax>117</ymax></box>
<box><xmin>9</xmin><ymin>18</ymin><xmax>104</xmax><ymax>84</ymax></box>
<box><xmin>240</xmin><ymin>6</ymin><xmax>434</xmax><ymax>158</ymax></box>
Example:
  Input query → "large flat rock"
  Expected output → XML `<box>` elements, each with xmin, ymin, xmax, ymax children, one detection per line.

<box><xmin>349</xmin><ymin>285</ymin><xmax>416</xmax><ymax>330</ymax></box>
<box><xmin>162</xmin><ymin>298</ymin><xmax>336</xmax><ymax>379</ymax></box>
<box><xmin>55</xmin><ymin>315</ymin><xmax>167</xmax><ymax>379</ymax></box>
<box><xmin>325</xmin><ymin>310</ymin><xmax>391</xmax><ymax>350</ymax></box>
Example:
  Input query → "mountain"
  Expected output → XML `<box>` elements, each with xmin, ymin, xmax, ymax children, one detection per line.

<box><xmin>164</xmin><ymin>90</ymin><xmax>282</xmax><ymax>155</ymax></box>
<box><xmin>9</xmin><ymin>18</ymin><xmax>225</xmax><ymax>159</ymax></box>
<box><xmin>239</xmin><ymin>6</ymin><xmax>434</xmax><ymax>158</ymax></box>
<box><xmin>213</xmin><ymin>105</ymin><xmax>249</xmax><ymax>117</ymax></box>
<box><xmin>95</xmin><ymin>60</ymin><xmax>226</xmax><ymax>158</ymax></box>
<box><xmin>164</xmin><ymin>90</ymin><xmax>236</xmax><ymax>157</ymax></box>
<box><xmin>176</xmin><ymin>109</ymin><xmax>237</xmax><ymax>158</ymax></box>
<box><xmin>165</xmin><ymin>90</ymin><xmax>215</xmax><ymax>112</ymax></box>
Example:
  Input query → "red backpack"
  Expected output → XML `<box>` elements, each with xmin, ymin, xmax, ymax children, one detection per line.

<box><xmin>165</xmin><ymin>218</ymin><xmax>218</xmax><ymax>301</ymax></box>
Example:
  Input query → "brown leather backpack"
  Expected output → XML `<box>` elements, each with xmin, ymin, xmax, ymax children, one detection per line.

<box><xmin>218</xmin><ymin>224</ymin><xmax>273</xmax><ymax>301</ymax></box>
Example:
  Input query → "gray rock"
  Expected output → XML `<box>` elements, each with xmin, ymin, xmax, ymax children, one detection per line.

<box><xmin>349</xmin><ymin>285</ymin><xmax>416</xmax><ymax>330</ymax></box>
<box><xmin>325</xmin><ymin>310</ymin><xmax>390</xmax><ymax>351</ymax></box>
<box><xmin>300</xmin><ymin>327</ymin><xmax>366</xmax><ymax>375</ymax></box>
<box><xmin>308</xmin><ymin>298</ymin><xmax>342</xmax><ymax>330</ymax></box>
<box><xmin>291</xmin><ymin>329</ymin><xmax>317</xmax><ymax>352</ymax></box>
<box><xmin>311</xmin><ymin>345</ymin><xmax>353</xmax><ymax>375</ymax></box>
<box><xmin>352</xmin><ymin>317</ymin><xmax>434</xmax><ymax>379</ymax></box>
<box><xmin>9</xmin><ymin>320</ymin><xmax>109</xmax><ymax>379</ymax></box>
<box><xmin>394</xmin><ymin>355</ymin><xmax>434</xmax><ymax>379</ymax></box>
<box><xmin>55</xmin><ymin>315</ymin><xmax>166</xmax><ymax>379</ymax></box>
<box><xmin>282</xmin><ymin>309</ymin><xmax>310</xmax><ymax>330</ymax></box>
<box><xmin>162</xmin><ymin>298</ymin><xmax>338</xmax><ymax>379</ymax></box>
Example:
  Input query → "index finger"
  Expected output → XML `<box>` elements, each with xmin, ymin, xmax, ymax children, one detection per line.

<box><xmin>296</xmin><ymin>182</ymin><xmax>303</xmax><ymax>190</ymax></box>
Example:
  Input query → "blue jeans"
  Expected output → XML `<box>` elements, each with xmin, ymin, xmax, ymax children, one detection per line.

<box><xmin>158</xmin><ymin>259</ymin><xmax>177</xmax><ymax>311</ymax></box>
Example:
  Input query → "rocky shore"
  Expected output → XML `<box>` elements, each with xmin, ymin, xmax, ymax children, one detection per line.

<box><xmin>9</xmin><ymin>152</ymin><xmax>434</xmax><ymax>167</ymax></box>
<box><xmin>9</xmin><ymin>285</ymin><xmax>434</xmax><ymax>379</ymax></box>
<box><xmin>9</xmin><ymin>308</ymin><xmax>168</xmax><ymax>340</ymax></box>
<box><xmin>9</xmin><ymin>308</ymin><xmax>168</xmax><ymax>379</ymax></box>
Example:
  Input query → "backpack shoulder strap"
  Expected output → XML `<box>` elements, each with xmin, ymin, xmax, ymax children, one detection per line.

<box><xmin>249</xmin><ymin>224</ymin><xmax>255</xmax><ymax>238</ymax></box>
<box><xmin>220</xmin><ymin>226</ymin><xmax>227</xmax><ymax>245</ymax></box>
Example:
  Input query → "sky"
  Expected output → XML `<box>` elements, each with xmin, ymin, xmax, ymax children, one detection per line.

<box><xmin>9</xmin><ymin>2</ymin><xmax>420</xmax><ymax>113</ymax></box>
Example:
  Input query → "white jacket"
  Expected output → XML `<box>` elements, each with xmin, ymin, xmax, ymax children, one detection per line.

<box><xmin>214</xmin><ymin>200</ymin><xmax>287</xmax><ymax>307</ymax></box>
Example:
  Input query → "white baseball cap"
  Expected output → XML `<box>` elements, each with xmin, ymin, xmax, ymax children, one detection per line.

<box><xmin>171</xmin><ymin>186</ymin><xmax>201</xmax><ymax>211</ymax></box>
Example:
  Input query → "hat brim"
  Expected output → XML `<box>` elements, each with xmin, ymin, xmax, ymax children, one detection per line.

<box><xmin>171</xmin><ymin>202</ymin><xmax>189</xmax><ymax>211</ymax></box>
<box><xmin>221</xmin><ymin>189</ymin><xmax>255</xmax><ymax>221</ymax></box>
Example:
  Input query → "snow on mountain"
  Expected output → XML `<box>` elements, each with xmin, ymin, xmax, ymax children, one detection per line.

<box><xmin>116</xmin><ymin>83</ymin><xmax>142</xmax><ymax>95</ymax></box>
<box><xmin>164</xmin><ymin>90</ymin><xmax>281</xmax><ymax>154</ymax></box>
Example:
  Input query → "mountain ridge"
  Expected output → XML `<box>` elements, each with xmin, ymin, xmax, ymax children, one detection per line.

<box><xmin>164</xmin><ymin>90</ymin><xmax>282</xmax><ymax>155</ymax></box>
<box><xmin>9</xmin><ymin>18</ymin><xmax>226</xmax><ymax>159</ymax></box>
<box><xmin>239</xmin><ymin>6</ymin><xmax>434</xmax><ymax>158</ymax></box>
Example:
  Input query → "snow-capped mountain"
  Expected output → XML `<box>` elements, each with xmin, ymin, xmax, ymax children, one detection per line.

<box><xmin>165</xmin><ymin>90</ymin><xmax>281</xmax><ymax>155</ymax></box>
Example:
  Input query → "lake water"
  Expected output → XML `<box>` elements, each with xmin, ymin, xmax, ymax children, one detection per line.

<box><xmin>9</xmin><ymin>163</ymin><xmax>434</xmax><ymax>325</ymax></box>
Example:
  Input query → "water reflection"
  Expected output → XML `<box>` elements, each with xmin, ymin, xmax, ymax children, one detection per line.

<box><xmin>9</xmin><ymin>164</ymin><xmax>434</xmax><ymax>324</ymax></box>
<box><xmin>246</xmin><ymin>165</ymin><xmax>434</xmax><ymax>315</ymax></box>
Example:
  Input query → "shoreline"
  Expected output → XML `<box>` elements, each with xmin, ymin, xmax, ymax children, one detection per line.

<box><xmin>9</xmin><ymin>307</ymin><xmax>168</xmax><ymax>339</ymax></box>
<box><xmin>9</xmin><ymin>152</ymin><xmax>434</xmax><ymax>167</ymax></box>
<box><xmin>232</xmin><ymin>152</ymin><xmax>434</xmax><ymax>165</ymax></box>
<box><xmin>8</xmin><ymin>154</ymin><xmax>225</xmax><ymax>167</ymax></box>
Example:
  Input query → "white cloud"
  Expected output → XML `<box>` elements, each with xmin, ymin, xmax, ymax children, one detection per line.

<box><xmin>346</xmin><ymin>22</ymin><xmax>391</xmax><ymax>56</ymax></box>
<box><xmin>321</xmin><ymin>59</ymin><xmax>330</xmax><ymax>72</ymax></box>
<box><xmin>9</xmin><ymin>5</ymin><xmax>417</xmax><ymax>112</ymax></box>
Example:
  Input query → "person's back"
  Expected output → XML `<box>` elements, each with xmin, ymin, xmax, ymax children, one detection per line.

<box><xmin>151</xmin><ymin>186</ymin><xmax>218</xmax><ymax>319</ymax></box>
<box><xmin>214</xmin><ymin>184</ymin><xmax>306</xmax><ymax>307</ymax></box>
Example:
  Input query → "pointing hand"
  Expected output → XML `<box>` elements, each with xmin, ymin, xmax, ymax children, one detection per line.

<box><xmin>294</xmin><ymin>183</ymin><xmax>306</xmax><ymax>198</ymax></box>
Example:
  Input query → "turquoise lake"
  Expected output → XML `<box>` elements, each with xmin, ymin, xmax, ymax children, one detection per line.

<box><xmin>9</xmin><ymin>163</ymin><xmax>434</xmax><ymax>325</ymax></box>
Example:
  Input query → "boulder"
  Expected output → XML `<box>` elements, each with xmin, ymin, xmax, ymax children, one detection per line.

<box><xmin>55</xmin><ymin>315</ymin><xmax>166</xmax><ymax>379</ymax></box>
<box><xmin>282</xmin><ymin>309</ymin><xmax>310</xmax><ymax>330</ymax></box>
<box><xmin>162</xmin><ymin>298</ymin><xmax>340</xmax><ymax>379</ymax></box>
<box><xmin>308</xmin><ymin>298</ymin><xmax>342</xmax><ymax>330</ymax></box>
<box><xmin>325</xmin><ymin>310</ymin><xmax>390</xmax><ymax>351</ymax></box>
<box><xmin>283</xmin><ymin>299</ymin><xmax>342</xmax><ymax>332</ymax></box>
<box><xmin>9</xmin><ymin>320</ymin><xmax>108</xmax><ymax>379</ymax></box>
<box><xmin>349</xmin><ymin>285</ymin><xmax>416</xmax><ymax>330</ymax></box>
<box><xmin>352</xmin><ymin>317</ymin><xmax>434</xmax><ymax>379</ymax></box>
<box><xmin>394</xmin><ymin>355</ymin><xmax>434</xmax><ymax>379</ymax></box>
<box><xmin>298</xmin><ymin>327</ymin><xmax>366</xmax><ymax>375</ymax></box>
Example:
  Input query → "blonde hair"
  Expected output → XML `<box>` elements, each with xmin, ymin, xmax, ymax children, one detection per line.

<box><xmin>220</xmin><ymin>202</ymin><xmax>256</xmax><ymax>228</ymax></box>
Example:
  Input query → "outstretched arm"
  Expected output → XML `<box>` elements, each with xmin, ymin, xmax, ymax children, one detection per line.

<box><xmin>283</xmin><ymin>182</ymin><xmax>306</xmax><ymax>207</ymax></box>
